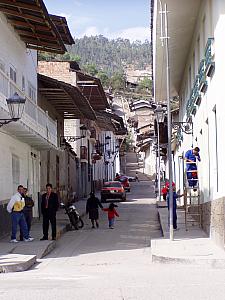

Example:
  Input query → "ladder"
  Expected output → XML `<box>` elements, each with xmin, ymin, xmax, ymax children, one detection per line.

<box><xmin>182</xmin><ymin>158</ymin><xmax>201</xmax><ymax>231</ymax></box>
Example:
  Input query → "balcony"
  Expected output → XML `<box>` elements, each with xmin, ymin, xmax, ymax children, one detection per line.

<box><xmin>198</xmin><ymin>59</ymin><xmax>208</xmax><ymax>93</ymax></box>
<box><xmin>192</xmin><ymin>75</ymin><xmax>201</xmax><ymax>106</ymax></box>
<box><xmin>205</xmin><ymin>38</ymin><xmax>215</xmax><ymax>77</ymax></box>
<box><xmin>0</xmin><ymin>69</ymin><xmax>57</xmax><ymax>149</ymax></box>
<box><xmin>186</xmin><ymin>91</ymin><xmax>196</xmax><ymax>120</ymax></box>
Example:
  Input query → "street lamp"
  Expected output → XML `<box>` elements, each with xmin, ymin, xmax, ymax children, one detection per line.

<box><xmin>154</xmin><ymin>106</ymin><xmax>165</xmax><ymax>202</ymax></box>
<box><xmin>0</xmin><ymin>92</ymin><xmax>26</xmax><ymax>127</ymax></box>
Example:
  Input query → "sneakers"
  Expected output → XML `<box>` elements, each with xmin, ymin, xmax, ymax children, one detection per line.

<box><xmin>110</xmin><ymin>227</ymin><xmax>114</xmax><ymax>229</ymax></box>
<box><xmin>24</xmin><ymin>237</ymin><xmax>34</xmax><ymax>242</ymax></box>
<box><xmin>10</xmin><ymin>239</ymin><xmax>19</xmax><ymax>243</ymax></box>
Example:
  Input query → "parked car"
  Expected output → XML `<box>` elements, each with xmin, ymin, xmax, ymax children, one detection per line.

<box><xmin>101</xmin><ymin>181</ymin><xmax>126</xmax><ymax>202</ymax></box>
<box><xmin>126</xmin><ymin>176</ymin><xmax>136</xmax><ymax>182</ymax></box>
<box><xmin>119</xmin><ymin>176</ymin><xmax>131</xmax><ymax>192</ymax></box>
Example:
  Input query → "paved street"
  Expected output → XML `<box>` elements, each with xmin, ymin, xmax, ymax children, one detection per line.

<box><xmin>1</xmin><ymin>155</ymin><xmax>225</xmax><ymax>299</ymax></box>
<box><xmin>1</xmin><ymin>179</ymin><xmax>225</xmax><ymax>299</ymax></box>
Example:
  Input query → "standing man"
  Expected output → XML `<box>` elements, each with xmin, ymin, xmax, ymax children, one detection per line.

<box><xmin>185</xmin><ymin>147</ymin><xmax>201</xmax><ymax>190</ymax></box>
<box><xmin>7</xmin><ymin>185</ymin><xmax>34</xmax><ymax>243</ymax></box>
<box><xmin>20</xmin><ymin>188</ymin><xmax>34</xmax><ymax>241</ymax></box>
<box><xmin>40</xmin><ymin>183</ymin><xmax>59</xmax><ymax>241</ymax></box>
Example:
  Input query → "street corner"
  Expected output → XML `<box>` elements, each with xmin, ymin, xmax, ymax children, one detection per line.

<box><xmin>0</xmin><ymin>254</ymin><xmax>36</xmax><ymax>273</ymax></box>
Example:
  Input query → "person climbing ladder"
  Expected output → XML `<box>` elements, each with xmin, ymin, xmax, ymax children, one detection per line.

<box><xmin>184</xmin><ymin>147</ymin><xmax>201</xmax><ymax>190</ymax></box>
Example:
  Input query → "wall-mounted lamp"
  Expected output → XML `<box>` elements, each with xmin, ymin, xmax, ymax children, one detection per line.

<box><xmin>0</xmin><ymin>92</ymin><xmax>26</xmax><ymax>127</ymax></box>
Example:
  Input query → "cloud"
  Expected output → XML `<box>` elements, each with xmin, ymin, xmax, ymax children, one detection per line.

<box><xmin>73</xmin><ymin>0</ymin><xmax>82</xmax><ymax>6</ymax></box>
<box><xmin>81</xmin><ymin>26</ymin><xmax>100</xmax><ymax>36</ymax></box>
<box><xmin>58</xmin><ymin>12</ymin><xmax>72</xmax><ymax>20</ymax></box>
<box><xmin>77</xmin><ymin>26</ymin><xmax>151</xmax><ymax>42</ymax></box>
<box><xmin>111</xmin><ymin>27</ymin><xmax>151</xmax><ymax>42</ymax></box>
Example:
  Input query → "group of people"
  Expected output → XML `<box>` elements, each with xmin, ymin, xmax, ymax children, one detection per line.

<box><xmin>86</xmin><ymin>192</ymin><xmax>119</xmax><ymax>229</ymax></box>
<box><xmin>7</xmin><ymin>183</ymin><xmax>59</xmax><ymax>243</ymax></box>
<box><xmin>161</xmin><ymin>147</ymin><xmax>201</xmax><ymax>230</ymax></box>
<box><xmin>7</xmin><ymin>184</ymin><xmax>119</xmax><ymax>243</ymax></box>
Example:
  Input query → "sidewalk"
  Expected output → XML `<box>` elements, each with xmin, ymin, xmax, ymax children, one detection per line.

<box><xmin>151</xmin><ymin>203</ymin><xmax>225</xmax><ymax>267</ymax></box>
<box><xmin>0</xmin><ymin>198</ymin><xmax>87</xmax><ymax>273</ymax></box>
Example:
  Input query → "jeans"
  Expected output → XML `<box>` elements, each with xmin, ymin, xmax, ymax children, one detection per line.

<box><xmin>11</xmin><ymin>211</ymin><xmax>29</xmax><ymax>240</ymax></box>
<box><xmin>20</xmin><ymin>211</ymin><xmax>32</xmax><ymax>239</ymax></box>
<box><xmin>109</xmin><ymin>218</ymin><xmax>115</xmax><ymax>227</ymax></box>
<box><xmin>187</xmin><ymin>165</ymin><xmax>198</xmax><ymax>187</ymax></box>
<box><xmin>168</xmin><ymin>209</ymin><xmax>177</xmax><ymax>229</ymax></box>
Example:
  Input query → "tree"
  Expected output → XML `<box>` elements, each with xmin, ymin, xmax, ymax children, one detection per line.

<box><xmin>110</xmin><ymin>72</ymin><xmax>126</xmax><ymax>91</ymax></box>
<box><xmin>83</xmin><ymin>63</ymin><xmax>98</xmax><ymax>76</ymax></box>
<box><xmin>137</xmin><ymin>77</ymin><xmax>152</xmax><ymax>93</ymax></box>
<box><xmin>97</xmin><ymin>71</ymin><xmax>110</xmax><ymax>88</ymax></box>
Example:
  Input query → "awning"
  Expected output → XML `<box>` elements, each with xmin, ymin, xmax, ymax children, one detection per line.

<box><xmin>76</xmin><ymin>72</ymin><xmax>110</xmax><ymax>110</ymax></box>
<box><xmin>0</xmin><ymin>0</ymin><xmax>74</xmax><ymax>54</ymax></box>
<box><xmin>152</xmin><ymin>0</ymin><xmax>201</xmax><ymax>101</ymax></box>
<box><xmin>38</xmin><ymin>74</ymin><xmax>96</xmax><ymax>120</ymax></box>
<box><xmin>49</xmin><ymin>14</ymin><xmax>74</xmax><ymax>46</ymax></box>
<box><xmin>95</xmin><ymin>111</ymin><xmax>126</xmax><ymax>135</ymax></box>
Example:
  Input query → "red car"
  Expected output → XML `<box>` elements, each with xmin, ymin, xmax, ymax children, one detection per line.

<box><xmin>101</xmin><ymin>181</ymin><xmax>126</xmax><ymax>202</ymax></box>
<box><xmin>119</xmin><ymin>176</ymin><xmax>131</xmax><ymax>192</ymax></box>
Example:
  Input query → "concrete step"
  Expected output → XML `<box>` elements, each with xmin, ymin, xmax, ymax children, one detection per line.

<box><xmin>0</xmin><ymin>254</ymin><xmax>36</xmax><ymax>273</ymax></box>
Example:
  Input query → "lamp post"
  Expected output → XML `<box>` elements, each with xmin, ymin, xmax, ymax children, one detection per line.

<box><xmin>154</xmin><ymin>106</ymin><xmax>165</xmax><ymax>202</ymax></box>
<box><xmin>0</xmin><ymin>92</ymin><xmax>26</xmax><ymax>127</ymax></box>
<box><xmin>157</xmin><ymin>2</ymin><xmax>174</xmax><ymax>240</ymax></box>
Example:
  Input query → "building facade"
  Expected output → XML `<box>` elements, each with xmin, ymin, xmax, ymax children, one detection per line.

<box><xmin>0</xmin><ymin>1</ymin><xmax>73</xmax><ymax>237</ymax></box>
<box><xmin>153</xmin><ymin>0</ymin><xmax>225</xmax><ymax>248</ymax></box>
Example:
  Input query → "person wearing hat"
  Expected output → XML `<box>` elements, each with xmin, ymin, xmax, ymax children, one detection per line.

<box><xmin>185</xmin><ymin>147</ymin><xmax>201</xmax><ymax>190</ymax></box>
<box><xmin>86</xmin><ymin>192</ymin><xmax>103</xmax><ymax>228</ymax></box>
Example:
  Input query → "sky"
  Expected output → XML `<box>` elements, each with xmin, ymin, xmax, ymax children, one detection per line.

<box><xmin>44</xmin><ymin>0</ymin><xmax>150</xmax><ymax>42</ymax></box>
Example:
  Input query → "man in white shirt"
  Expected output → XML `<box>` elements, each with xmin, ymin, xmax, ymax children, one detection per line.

<box><xmin>7</xmin><ymin>185</ymin><xmax>34</xmax><ymax>243</ymax></box>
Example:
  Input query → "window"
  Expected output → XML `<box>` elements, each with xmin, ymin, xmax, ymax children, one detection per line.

<box><xmin>202</xmin><ymin>15</ymin><xmax>206</xmax><ymax>49</ymax></box>
<box><xmin>22</xmin><ymin>75</ymin><xmax>25</xmax><ymax>91</ymax></box>
<box><xmin>0</xmin><ymin>59</ymin><xmax>5</xmax><ymax>73</ymax></box>
<box><xmin>10</xmin><ymin>65</ymin><xmax>17</xmax><ymax>83</ymax></box>
<box><xmin>28</xmin><ymin>81</ymin><xmax>36</xmax><ymax>101</ymax></box>
<box><xmin>197</xmin><ymin>36</ymin><xmax>200</xmax><ymax>64</ymax></box>
<box><xmin>188</xmin><ymin>66</ymin><xmax>192</xmax><ymax>93</ymax></box>
<box><xmin>12</xmin><ymin>155</ymin><xmax>20</xmax><ymax>191</ymax></box>
<box><xmin>213</xmin><ymin>106</ymin><xmax>219</xmax><ymax>192</ymax></box>
<box><xmin>192</xmin><ymin>52</ymin><xmax>195</xmax><ymax>80</ymax></box>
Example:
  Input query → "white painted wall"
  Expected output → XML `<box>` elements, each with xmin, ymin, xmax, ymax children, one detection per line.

<box><xmin>0</xmin><ymin>131</ymin><xmax>40</xmax><ymax>216</ymax></box>
<box><xmin>0</xmin><ymin>13</ymin><xmax>37</xmax><ymax>99</ymax></box>
<box><xmin>171</xmin><ymin>0</ymin><xmax>225</xmax><ymax>203</ymax></box>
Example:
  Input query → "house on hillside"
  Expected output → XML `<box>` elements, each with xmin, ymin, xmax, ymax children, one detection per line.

<box><xmin>152</xmin><ymin>0</ymin><xmax>225</xmax><ymax>248</ymax></box>
<box><xmin>0</xmin><ymin>0</ymin><xmax>74</xmax><ymax>237</ymax></box>
<box><xmin>38</xmin><ymin>61</ymin><xmax>126</xmax><ymax>196</ymax></box>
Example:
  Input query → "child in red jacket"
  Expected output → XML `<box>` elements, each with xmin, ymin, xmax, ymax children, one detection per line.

<box><xmin>103</xmin><ymin>203</ymin><xmax>119</xmax><ymax>229</ymax></box>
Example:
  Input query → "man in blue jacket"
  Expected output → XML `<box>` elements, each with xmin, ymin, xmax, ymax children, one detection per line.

<box><xmin>185</xmin><ymin>147</ymin><xmax>201</xmax><ymax>189</ymax></box>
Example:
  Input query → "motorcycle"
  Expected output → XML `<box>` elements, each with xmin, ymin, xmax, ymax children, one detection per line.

<box><xmin>60</xmin><ymin>202</ymin><xmax>84</xmax><ymax>230</ymax></box>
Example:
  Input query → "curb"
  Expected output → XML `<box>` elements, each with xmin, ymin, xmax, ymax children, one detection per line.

<box><xmin>0</xmin><ymin>209</ymin><xmax>87</xmax><ymax>272</ymax></box>
<box><xmin>152</xmin><ymin>209</ymin><xmax>225</xmax><ymax>267</ymax></box>
<box><xmin>0</xmin><ymin>254</ymin><xmax>36</xmax><ymax>273</ymax></box>
<box><xmin>151</xmin><ymin>253</ymin><xmax>225</xmax><ymax>268</ymax></box>
<box><xmin>40</xmin><ymin>210</ymin><xmax>86</xmax><ymax>259</ymax></box>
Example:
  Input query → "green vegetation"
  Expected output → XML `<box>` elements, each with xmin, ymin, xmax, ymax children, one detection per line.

<box><xmin>38</xmin><ymin>35</ymin><xmax>152</xmax><ymax>94</ymax></box>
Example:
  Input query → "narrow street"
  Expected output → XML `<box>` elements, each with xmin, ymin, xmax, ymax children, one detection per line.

<box><xmin>1</xmin><ymin>153</ymin><xmax>225</xmax><ymax>299</ymax></box>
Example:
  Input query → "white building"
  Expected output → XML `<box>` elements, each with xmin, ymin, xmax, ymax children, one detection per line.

<box><xmin>0</xmin><ymin>1</ymin><xmax>73</xmax><ymax>236</ymax></box>
<box><xmin>152</xmin><ymin>0</ymin><xmax>225</xmax><ymax>248</ymax></box>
